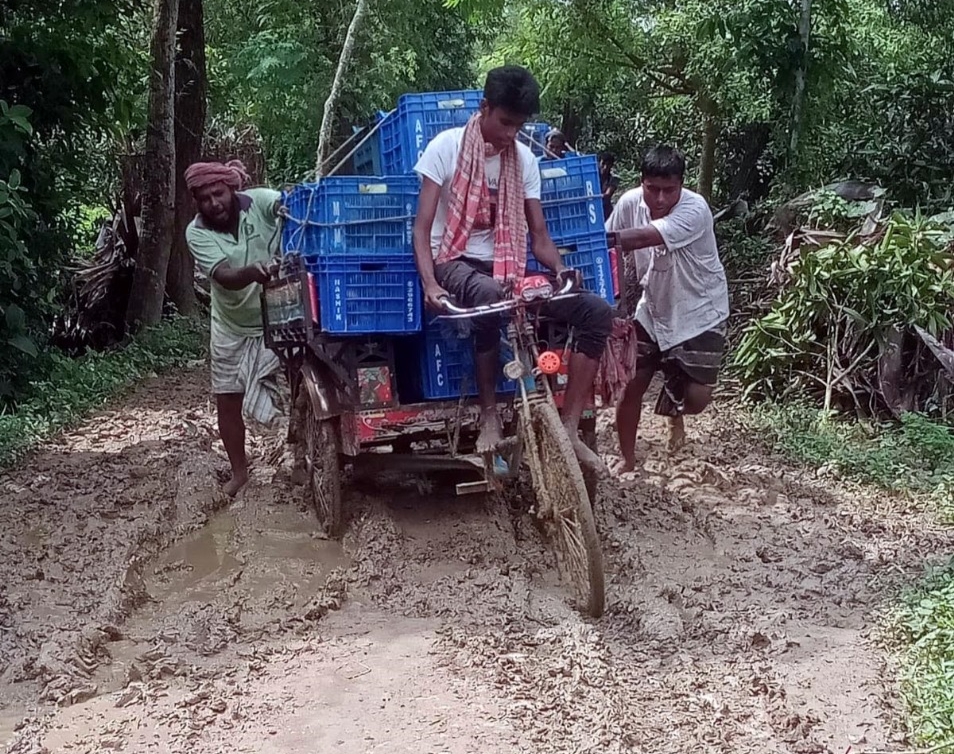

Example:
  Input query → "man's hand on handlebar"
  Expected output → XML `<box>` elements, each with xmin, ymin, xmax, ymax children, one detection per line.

<box><xmin>423</xmin><ymin>282</ymin><xmax>451</xmax><ymax>312</ymax></box>
<box><xmin>556</xmin><ymin>267</ymin><xmax>582</xmax><ymax>290</ymax></box>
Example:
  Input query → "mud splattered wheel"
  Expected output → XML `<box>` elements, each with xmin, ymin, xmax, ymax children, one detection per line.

<box><xmin>523</xmin><ymin>400</ymin><xmax>605</xmax><ymax>617</ymax></box>
<box><xmin>297</xmin><ymin>391</ymin><xmax>343</xmax><ymax>538</ymax></box>
<box><xmin>581</xmin><ymin>420</ymin><xmax>599</xmax><ymax>505</ymax></box>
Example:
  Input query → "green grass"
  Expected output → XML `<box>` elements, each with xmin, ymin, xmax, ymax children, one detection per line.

<box><xmin>745</xmin><ymin>403</ymin><xmax>954</xmax><ymax>517</ymax></box>
<box><xmin>889</xmin><ymin>563</ymin><xmax>954</xmax><ymax>748</ymax></box>
<box><xmin>0</xmin><ymin>317</ymin><xmax>206</xmax><ymax>466</ymax></box>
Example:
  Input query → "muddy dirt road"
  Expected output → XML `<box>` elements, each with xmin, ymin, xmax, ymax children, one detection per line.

<box><xmin>2</xmin><ymin>367</ymin><xmax>951</xmax><ymax>753</ymax></box>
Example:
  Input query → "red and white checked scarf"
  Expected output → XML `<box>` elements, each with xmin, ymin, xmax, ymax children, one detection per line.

<box><xmin>435</xmin><ymin>113</ymin><xmax>527</xmax><ymax>286</ymax></box>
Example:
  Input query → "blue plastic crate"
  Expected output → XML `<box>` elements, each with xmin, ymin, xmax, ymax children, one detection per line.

<box><xmin>351</xmin><ymin>111</ymin><xmax>387</xmax><ymax>176</ymax></box>
<box><xmin>527</xmin><ymin>231</ymin><xmax>614</xmax><ymax>303</ymax></box>
<box><xmin>518</xmin><ymin>122</ymin><xmax>550</xmax><ymax>157</ymax></box>
<box><xmin>281</xmin><ymin>176</ymin><xmax>420</xmax><ymax>259</ymax></box>
<box><xmin>308</xmin><ymin>256</ymin><xmax>422</xmax><ymax>335</ymax></box>
<box><xmin>419</xmin><ymin>318</ymin><xmax>516</xmax><ymax>400</ymax></box>
<box><xmin>539</xmin><ymin>154</ymin><xmax>605</xmax><ymax>238</ymax></box>
<box><xmin>351</xmin><ymin>133</ymin><xmax>381</xmax><ymax>176</ymax></box>
<box><xmin>379</xmin><ymin>90</ymin><xmax>483</xmax><ymax>174</ymax></box>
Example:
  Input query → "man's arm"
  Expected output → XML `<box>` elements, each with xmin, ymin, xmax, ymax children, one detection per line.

<box><xmin>413</xmin><ymin>177</ymin><xmax>448</xmax><ymax>310</ymax></box>
<box><xmin>525</xmin><ymin>199</ymin><xmax>567</xmax><ymax>274</ymax></box>
<box><xmin>212</xmin><ymin>261</ymin><xmax>273</xmax><ymax>291</ymax></box>
<box><xmin>617</xmin><ymin>225</ymin><xmax>665</xmax><ymax>252</ymax></box>
<box><xmin>188</xmin><ymin>228</ymin><xmax>274</xmax><ymax>290</ymax></box>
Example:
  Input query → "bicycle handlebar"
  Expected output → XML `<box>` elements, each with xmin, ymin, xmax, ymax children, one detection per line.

<box><xmin>437</xmin><ymin>276</ymin><xmax>577</xmax><ymax>319</ymax></box>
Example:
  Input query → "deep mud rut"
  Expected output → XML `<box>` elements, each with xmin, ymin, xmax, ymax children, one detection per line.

<box><xmin>2</xmin><ymin>367</ymin><xmax>953</xmax><ymax>753</ymax></box>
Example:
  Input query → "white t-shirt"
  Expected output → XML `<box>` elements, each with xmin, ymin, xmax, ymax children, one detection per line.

<box><xmin>414</xmin><ymin>127</ymin><xmax>541</xmax><ymax>262</ymax></box>
<box><xmin>606</xmin><ymin>187</ymin><xmax>729</xmax><ymax>351</ymax></box>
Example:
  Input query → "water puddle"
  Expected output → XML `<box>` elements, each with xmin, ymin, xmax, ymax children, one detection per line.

<box><xmin>146</xmin><ymin>507</ymin><xmax>350</xmax><ymax>606</ymax></box>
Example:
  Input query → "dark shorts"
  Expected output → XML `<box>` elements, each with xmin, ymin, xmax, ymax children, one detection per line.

<box><xmin>433</xmin><ymin>257</ymin><xmax>613</xmax><ymax>359</ymax></box>
<box><xmin>635</xmin><ymin>321</ymin><xmax>726</xmax><ymax>387</ymax></box>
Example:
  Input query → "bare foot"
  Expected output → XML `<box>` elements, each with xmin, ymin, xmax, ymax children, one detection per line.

<box><xmin>569</xmin><ymin>434</ymin><xmax>608</xmax><ymax>476</ymax></box>
<box><xmin>667</xmin><ymin>416</ymin><xmax>686</xmax><ymax>453</ymax></box>
<box><xmin>608</xmin><ymin>455</ymin><xmax>636</xmax><ymax>475</ymax></box>
<box><xmin>222</xmin><ymin>469</ymin><xmax>249</xmax><ymax>497</ymax></box>
<box><xmin>476</xmin><ymin>410</ymin><xmax>503</xmax><ymax>454</ymax></box>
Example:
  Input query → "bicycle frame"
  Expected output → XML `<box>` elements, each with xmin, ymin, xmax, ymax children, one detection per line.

<box><xmin>437</xmin><ymin>277</ymin><xmax>579</xmax><ymax>482</ymax></box>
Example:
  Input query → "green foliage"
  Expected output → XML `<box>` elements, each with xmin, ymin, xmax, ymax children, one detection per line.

<box><xmin>0</xmin><ymin>317</ymin><xmax>205</xmax><ymax>467</ymax></box>
<box><xmin>732</xmin><ymin>212</ymin><xmax>954</xmax><ymax>402</ymax></box>
<box><xmin>205</xmin><ymin>0</ymin><xmax>481</xmax><ymax>181</ymax></box>
<box><xmin>889</xmin><ymin>561</ymin><xmax>954</xmax><ymax>746</ymax></box>
<box><xmin>716</xmin><ymin>218</ymin><xmax>776</xmax><ymax>280</ymax></box>
<box><xmin>0</xmin><ymin>0</ymin><xmax>149</xmax><ymax>406</ymax></box>
<box><xmin>748</xmin><ymin>404</ymin><xmax>954</xmax><ymax>502</ymax></box>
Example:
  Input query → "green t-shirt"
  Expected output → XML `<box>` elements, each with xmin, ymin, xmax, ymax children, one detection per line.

<box><xmin>186</xmin><ymin>187</ymin><xmax>281</xmax><ymax>336</ymax></box>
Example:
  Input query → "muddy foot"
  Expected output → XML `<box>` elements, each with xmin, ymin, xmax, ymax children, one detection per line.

<box><xmin>608</xmin><ymin>455</ymin><xmax>637</xmax><ymax>475</ymax></box>
<box><xmin>667</xmin><ymin>416</ymin><xmax>686</xmax><ymax>453</ymax></box>
<box><xmin>222</xmin><ymin>470</ymin><xmax>249</xmax><ymax>497</ymax></box>
<box><xmin>476</xmin><ymin>411</ymin><xmax>503</xmax><ymax>454</ymax></box>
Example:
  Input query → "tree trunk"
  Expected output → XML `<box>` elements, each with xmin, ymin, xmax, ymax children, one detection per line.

<box><xmin>167</xmin><ymin>0</ymin><xmax>206</xmax><ymax>316</ymax></box>
<box><xmin>126</xmin><ymin>0</ymin><xmax>178</xmax><ymax>331</ymax></box>
<box><xmin>316</xmin><ymin>0</ymin><xmax>370</xmax><ymax>176</ymax></box>
<box><xmin>789</xmin><ymin>0</ymin><xmax>812</xmax><ymax>164</ymax></box>
<box><xmin>560</xmin><ymin>101</ymin><xmax>584</xmax><ymax>148</ymax></box>
<box><xmin>697</xmin><ymin>107</ymin><xmax>718</xmax><ymax>203</ymax></box>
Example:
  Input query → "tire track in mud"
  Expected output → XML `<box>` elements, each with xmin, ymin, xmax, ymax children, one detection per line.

<box><xmin>4</xmin><ymin>370</ymin><xmax>954</xmax><ymax>753</ymax></box>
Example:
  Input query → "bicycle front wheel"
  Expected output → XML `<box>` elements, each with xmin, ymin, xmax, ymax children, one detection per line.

<box><xmin>523</xmin><ymin>400</ymin><xmax>605</xmax><ymax>617</ymax></box>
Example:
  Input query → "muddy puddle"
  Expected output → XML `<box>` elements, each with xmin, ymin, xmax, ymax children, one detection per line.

<box><xmin>145</xmin><ymin>506</ymin><xmax>349</xmax><ymax>606</ymax></box>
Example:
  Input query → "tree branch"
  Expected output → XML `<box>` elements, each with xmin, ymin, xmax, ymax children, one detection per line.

<box><xmin>316</xmin><ymin>0</ymin><xmax>371</xmax><ymax>177</ymax></box>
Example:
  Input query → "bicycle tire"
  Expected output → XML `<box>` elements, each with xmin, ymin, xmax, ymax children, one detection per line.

<box><xmin>296</xmin><ymin>390</ymin><xmax>344</xmax><ymax>538</ymax></box>
<box><xmin>523</xmin><ymin>400</ymin><xmax>605</xmax><ymax>617</ymax></box>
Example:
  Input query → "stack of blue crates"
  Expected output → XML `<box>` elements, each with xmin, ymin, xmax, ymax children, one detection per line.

<box><xmin>279</xmin><ymin>89</ymin><xmax>614</xmax><ymax>401</ymax></box>
<box><xmin>518</xmin><ymin>122</ymin><xmax>550</xmax><ymax>157</ymax></box>
<box><xmin>281</xmin><ymin>176</ymin><xmax>421</xmax><ymax>334</ymax></box>
<box><xmin>419</xmin><ymin>317</ymin><xmax>517</xmax><ymax>400</ymax></box>
<box><xmin>379</xmin><ymin>90</ymin><xmax>483</xmax><ymax>174</ymax></box>
<box><xmin>529</xmin><ymin>153</ymin><xmax>613</xmax><ymax>303</ymax></box>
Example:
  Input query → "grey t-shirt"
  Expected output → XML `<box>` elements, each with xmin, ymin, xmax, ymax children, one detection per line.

<box><xmin>606</xmin><ymin>187</ymin><xmax>729</xmax><ymax>351</ymax></box>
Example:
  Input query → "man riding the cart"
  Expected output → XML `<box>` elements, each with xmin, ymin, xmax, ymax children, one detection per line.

<box><xmin>412</xmin><ymin>65</ymin><xmax>613</xmax><ymax>472</ymax></box>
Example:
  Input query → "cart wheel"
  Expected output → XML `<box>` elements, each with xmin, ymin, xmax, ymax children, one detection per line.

<box><xmin>522</xmin><ymin>400</ymin><xmax>605</xmax><ymax>618</ymax></box>
<box><xmin>298</xmin><ymin>391</ymin><xmax>344</xmax><ymax>538</ymax></box>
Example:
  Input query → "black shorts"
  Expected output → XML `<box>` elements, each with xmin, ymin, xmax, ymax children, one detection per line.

<box><xmin>433</xmin><ymin>257</ymin><xmax>612</xmax><ymax>359</ymax></box>
<box><xmin>635</xmin><ymin>321</ymin><xmax>726</xmax><ymax>387</ymax></box>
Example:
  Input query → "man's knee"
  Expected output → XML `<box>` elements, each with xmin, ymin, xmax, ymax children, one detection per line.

<box><xmin>574</xmin><ymin>295</ymin><xmax>614</xmax><ymax>359</ymax></box>
<box><xmin>468</xmin><ymin>274</ymin><xmax>505</xmax><ymax>307</ymax></box>
<box><xmin>683</xmin><ymin>382</ymin><xmax>713</xmax><ymax>414</ymax></box>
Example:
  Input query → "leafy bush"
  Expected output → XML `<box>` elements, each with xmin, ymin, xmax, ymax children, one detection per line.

<box><xmin>748</xmin><ymin>404</ymin><xmax>954</xmax><ymax>501</ymax></box>
<box><xmin>732</xmin><ymin>211</ymin><xmax>954</xmax><ymax>408</ymax></box>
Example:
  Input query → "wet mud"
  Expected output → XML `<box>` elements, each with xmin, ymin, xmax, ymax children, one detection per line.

<box><xmin>2</xmin><ymin>368</ymin><xmax>951</xmax><ymax>753</ymax></box>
